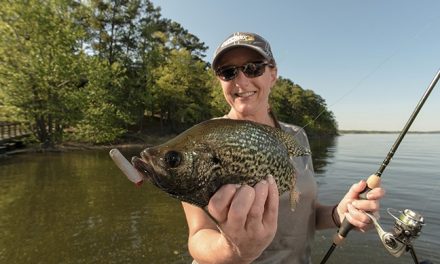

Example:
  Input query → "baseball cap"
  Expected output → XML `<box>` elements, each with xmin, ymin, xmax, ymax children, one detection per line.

<box><xmin>211</xmin><ymin>32</ymin><xmax>276</xmax><ymax>70</ymax></box>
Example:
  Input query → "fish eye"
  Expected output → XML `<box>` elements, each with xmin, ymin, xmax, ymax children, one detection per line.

<box><xmin>164</xmin><ymin>151</ymin><xmax>181</xmax><ymax>168</ymax></box>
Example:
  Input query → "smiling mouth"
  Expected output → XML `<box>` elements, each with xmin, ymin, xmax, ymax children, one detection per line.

<box><xmin>234</xmin><ymin>91</ymin><xmax>256</xmax><ymax>98</ymax></box>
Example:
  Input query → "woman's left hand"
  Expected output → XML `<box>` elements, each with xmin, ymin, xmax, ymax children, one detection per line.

<box><xmin>335</xmin><ymin>180</ymin><xmax>385</xmax><ymax>232</ymax></box>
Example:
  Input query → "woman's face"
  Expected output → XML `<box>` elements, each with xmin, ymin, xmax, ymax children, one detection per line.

<box><xmin>216</xmin><ymin>48</ymin><xmax>277</xmax><ymax>119</ymax></box>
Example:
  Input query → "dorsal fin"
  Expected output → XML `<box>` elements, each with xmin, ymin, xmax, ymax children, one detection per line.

<box><xmin>265</xmin><ymin>127</ymin><xmax>310</xmax><ymax>157</ymax></box>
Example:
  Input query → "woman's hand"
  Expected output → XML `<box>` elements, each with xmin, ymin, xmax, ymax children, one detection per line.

<box><xmin>335</xmin><ymin>180</ymin><xmax>385</xmax><ymax>232</ymax></box>
<box><xmin>206</xmin><ymin>175</ymin><xmax>279</xmax><ymax>263</ymax></box>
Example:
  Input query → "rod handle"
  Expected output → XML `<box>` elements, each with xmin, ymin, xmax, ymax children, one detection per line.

<box><xmin>333</xmin><ymin>174</ymin><xmax>381</xmax><ymax>245</ymax></box>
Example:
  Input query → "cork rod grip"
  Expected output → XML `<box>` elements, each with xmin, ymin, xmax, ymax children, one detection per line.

<box><xmin>333</xmin><ymin>174</ymin><xmax>382</xmax><ymax>245</ymax></box>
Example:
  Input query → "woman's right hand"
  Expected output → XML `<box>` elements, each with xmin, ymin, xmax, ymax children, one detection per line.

<box><xmin>206</xmin><ymin>175</ymin><xmax>279</xmax><ymax>263</ymax></box>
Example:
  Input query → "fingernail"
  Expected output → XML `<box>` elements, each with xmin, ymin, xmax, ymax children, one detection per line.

<box><xmin>235</xmin><ymin>184</ymin><xmax>241</xmax><ymax>189</ymax></box>
<box><xmin>267</xmin><ymin>175</ymin><xmax>275</xmax><ymax>184</ymax></box>
<box><xmin>260</xmin><ymin>179</ymin><xmax>267</xmax><ymax>185</ymax></box>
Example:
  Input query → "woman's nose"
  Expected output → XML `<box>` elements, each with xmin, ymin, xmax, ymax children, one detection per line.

<box><xmin>234</xmin><ymin>70</ymin><xmax>250</xmax><ymax>88</ymax></box>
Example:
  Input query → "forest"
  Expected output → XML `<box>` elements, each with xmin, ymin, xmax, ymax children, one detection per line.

<box><xmin>0</xmin><ymin>0</ymin><xmax>338</xmax><ymax>146</ymax></box>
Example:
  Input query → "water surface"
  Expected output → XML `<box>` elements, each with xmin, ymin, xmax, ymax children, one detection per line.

<box><xmin>1</xmin><ymin>134</ymin><xmax>439</xmax><ymax>263</ymax></box>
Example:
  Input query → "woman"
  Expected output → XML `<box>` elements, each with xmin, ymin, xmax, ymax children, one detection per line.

<box><xmin>182</xmin><ymin>32</ymin><xmax>385</xmax><ymax>264</ymax></box>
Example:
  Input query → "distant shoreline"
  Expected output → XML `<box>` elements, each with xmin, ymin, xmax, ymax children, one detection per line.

<box><xmin>339</xmin><ymin>130</ymin><xmax>440</xmax><ymax>134</ymax></box>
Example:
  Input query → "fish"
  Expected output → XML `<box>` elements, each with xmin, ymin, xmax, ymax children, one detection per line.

<box><xmin>131</xmin><ymin>118</ymin><xmax>310</xmax><ymax>210</ymax></box>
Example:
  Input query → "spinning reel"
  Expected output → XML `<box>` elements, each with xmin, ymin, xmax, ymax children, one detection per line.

<box><xmin>320</xmin><ymin>70</ymin><xmax>440</xmax><ymax>264</ymax></box>
<box><xmin>366</xmin><ymin>208</ymin><xmax>428</xmax><ymax>263</ymax></box>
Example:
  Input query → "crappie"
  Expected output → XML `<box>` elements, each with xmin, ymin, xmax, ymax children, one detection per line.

<box><xmin>132</xmin><ymin>118</ymin><xmax>310</xmax><ymax>209</ymax></box>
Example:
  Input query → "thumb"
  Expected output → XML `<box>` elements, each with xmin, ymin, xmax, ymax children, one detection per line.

<box><xmin>339</xmin><ymin>180</ymin><xmax>367</xmax><ymax>214</ymax></box>
<box><xmin>345</xmin><ymin>180</ymin><xmax>367</xmax><ymax>200</ymax></box>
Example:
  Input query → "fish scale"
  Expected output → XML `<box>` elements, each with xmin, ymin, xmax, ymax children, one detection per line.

<box><xmin>132</xmin><ymin>118</ymin><xmax>310</xmax><ymax>209</ymax></box>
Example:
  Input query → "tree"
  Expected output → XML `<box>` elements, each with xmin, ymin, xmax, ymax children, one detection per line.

<box><xmin>0</xmin><ymin>0</ymin><xmax>89</xmax><ymax>146</ymax></box>
<box><xmin>271</xmin><ymin>77</ymin><xmax>338</xmax><ymax>136</ymax></box>
<box><xmin>208</xmin><ymin>70</ymin><xmax>229</xmax><ymax>117</ymax></box>
<box><xmin>73</xmin><ymin>59</ymin><xmax>129</xmax><ymax>143</ymax></box>
<box><xmin>0</xmin><ymin>0</ymin><xmax>337</xmax><ymax>146</ymax></box>
<box><xmin>152</xmin><ymin>49</ymin><xmax>212</xmax><ymax>131</ymax></box>
<box><xmin>84</xmin><ymin>0</ymin><xmax>208</xmax><ymax>132</ymax></box>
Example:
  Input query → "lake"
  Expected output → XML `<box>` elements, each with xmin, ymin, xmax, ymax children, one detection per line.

<box><xmin>0</xmin><ymin>134</ymin><xmax>439</xmax><ymax>263</ymax></box>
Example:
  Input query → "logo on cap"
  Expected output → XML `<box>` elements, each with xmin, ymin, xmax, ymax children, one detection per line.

<box><xmin>220</xmin><ymin>33</ymin><xmax>255</xmax><ymax>48</ymax></box>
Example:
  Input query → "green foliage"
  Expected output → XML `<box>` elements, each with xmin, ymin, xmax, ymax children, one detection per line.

<box><xmin>73</xmin><ymin>59</ymin><xmax>129</xmax><ymax>143</ymax></box>
<box><xmin>271</xmin><ymin>77</ymin><xmax>338</xmax><ymax>136</ymax></box>
<box><xmin>0</xmin><ymin>0</ymin><xmax>338</xmax><ymax>146</ymax></box>
<box><xmin>83</xmin><ymin>0</ymin><xmax>209</xmax><ymax>134</ymax></box>
<box><xmin>151</xmin><ymin>49</ymin><xmax>212</xmax><ymax>129</ymax></box>
<box><xmin>0</xmin><ymin>0</ymin><xmax>89</xmax><ymax>145</ymax></box>
<box><xmin>208</xmin><ymin>71</ymin><xmax>230</xmax><ymax>117</ymax></box>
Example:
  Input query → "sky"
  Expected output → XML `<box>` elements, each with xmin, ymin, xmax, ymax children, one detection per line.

<box><xmin>151</xmin><ymin>0</ymin><xmax>440</xmax><ymax>131</ymax></box>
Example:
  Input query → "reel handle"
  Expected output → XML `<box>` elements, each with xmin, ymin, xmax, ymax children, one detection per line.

<box><xmin>333</xmin><ymin>174</ymin><xmax>382</xmax><ymax>245</ymax></box>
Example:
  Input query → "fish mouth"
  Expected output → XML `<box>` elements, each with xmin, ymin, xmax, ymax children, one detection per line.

<box><xmin>131</xmin><ymin>156</ymin><xmax>173</xmax><ymax>192</ymax></box>
<box><xmin>131</xmin><ymin>157</ymin><xmax>156</xmax><ymax>183</ymax></box>
<box><xmin>131</xmin><ymin>154</ymin><xmax>198</xmax><ymax>201</ymax></box>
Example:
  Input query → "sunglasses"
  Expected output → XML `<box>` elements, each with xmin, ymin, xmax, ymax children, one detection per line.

<box><xmin>215</xmin><ymin>61</ymin><xmax>273</xmax><ymax>81</ymax></box>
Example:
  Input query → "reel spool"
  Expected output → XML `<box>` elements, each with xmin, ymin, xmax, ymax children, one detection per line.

<box><xmin>389</xmin><ymin>209</ymin><xmax>424</xmax><ymax>249</ymax></box>
<box><xmin>366</xmin><ymin>208</ymin><xmax>425</xmax><ymax>261</ymax></box>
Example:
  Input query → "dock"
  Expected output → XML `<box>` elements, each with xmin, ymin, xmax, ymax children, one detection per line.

<box><xmin>0</xmin><ymin>122</ymin><xmax>31</xmax><ymax>154</ymax></box>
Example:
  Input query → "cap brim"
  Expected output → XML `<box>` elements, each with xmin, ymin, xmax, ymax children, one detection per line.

<box><xmin>212</xmin><ymin>44</ymin><xmax>272</xmax><ymax>70</ymax></box>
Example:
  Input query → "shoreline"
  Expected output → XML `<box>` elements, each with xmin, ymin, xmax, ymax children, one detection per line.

<box><xmin>0</xmin><ymin>132</ymin><xmax>177</xmax><ymax>158</ymax></box>
<box><xmin>1</xmin><ymin>142</ymin><xmax>151</xmax><ymax>158</ymax></box>
<box><xmin>3</xmin><ymin>130</ymin><xmax>438</xmax><ymax>157</ymax></box>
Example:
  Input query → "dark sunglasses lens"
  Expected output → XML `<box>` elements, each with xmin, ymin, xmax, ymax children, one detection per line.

<box><xmin>243</xmin><ymin>63</ymin><xmax>265</xmax><ymax>77</ymax></box>
<box><xmin>217</xmin><ymin>62</ymin><xmax>268</xmax><ymax>81</ymax></box>
<box><xmin>218</xmin><ymin>67</ymin><xmax>238</xmax><ymax>81</ymax></box>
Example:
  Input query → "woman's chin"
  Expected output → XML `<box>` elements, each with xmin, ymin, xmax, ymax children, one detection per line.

<box><xmin>233</xmin><ymin>107</ymin><xmax>259</xmax><ymax>118</ymax></box>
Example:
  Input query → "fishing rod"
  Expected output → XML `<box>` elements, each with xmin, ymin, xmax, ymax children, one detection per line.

<box><xmin>320</xmin><ymin>69</ymin><xmax>440</xmax><ymax>264</ymax></box>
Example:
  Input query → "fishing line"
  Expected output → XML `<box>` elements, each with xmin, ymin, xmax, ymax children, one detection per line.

<box><xmin>299</xmin><ymin>51</ymin><xmax>396</xmax><ymax>132</ymax></box>
<box><xmin>296</xmin><ymin>15</ymin><xmax>439</xmax><ymax>134</ymax></box>
<box><xmin>319</xmin><ymin>69</ymin><xmax>440</xmax><ymax>264</ymax></box>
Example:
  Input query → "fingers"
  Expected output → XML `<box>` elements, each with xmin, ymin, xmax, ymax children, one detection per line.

<box><xmin>246</xmin><ymin>179</ymin><xmax>268</xmax><ymax>224</ymax></box>
<box><xmin>349</xmin><ymin>186</ymin><xmax>384</xmax><ymax>213</ymax></box>
<box><xmin>347</xmin><ymin>185</ymin><xmax>384</xmax><ymax>231</ymax></box>
<box><xmin>338</xmin><ymin>178</ymin><xmax>385</xmax><ymax>232</ymax></box>
<box><xmin>344</xmin><ymin>180</ymin><xmax>367</xmax><ymax>200</ymax></box>
<box><xmin>338</xmin><ymin>180</ymin><xmax>366</xmax><ymax>216</ymax></box>
<box><xmin>208</xmin><ymin>176</ymin><xmax>279</xmax><ymax>237</ymax></box>
<box><xmin>208</xmin><ymin>184</ymin><xmax>239</xmax><ymax>223</ymax></box>
<box><xmin>345</xmin><ymin>203</ymin><xmax>372</xmax><ymax>231</ymax></box>
<box><xmin>352</xmin><ymin>199</ymin><xmax>379</xmax><ymax>212</ymax></box>
<box><xmin>263</xmin><ymin>175</ymin><xmax>279</xmax><ymax>228</ymax></box>
<box><xmin>239</xmin><ymin>176</ymin><xmax>279</xmax><ymax>243</ymax></box>
<box><xmin>365</xmin><ymin>187</ymin><xmax>386</xmax><ymax>200</ymax></box>
<box><xmin>228</xmin><ymin>185</ymin><xmax>255</xmax><ymax>229</ymax></box>
<box><xmin>246</xmin><ymin>180</ymin><xmax>269</xmax><ymax>233</ymax></box>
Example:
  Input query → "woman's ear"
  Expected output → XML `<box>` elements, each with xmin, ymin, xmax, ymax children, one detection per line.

<box><xmin>270</xmin><ymin>67</ymin><xmax>278</xmax><ymax>88</ymax></box>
